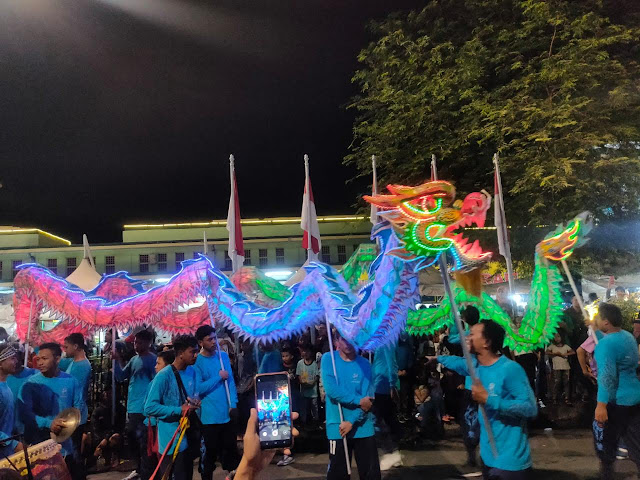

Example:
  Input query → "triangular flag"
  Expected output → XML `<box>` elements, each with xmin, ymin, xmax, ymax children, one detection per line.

<box><xmin>226</xmin><ymin>155</ymin><xmax>245</xmax><ymax>271</ymax></box>
<box><xmin>301</xmin><ymin>154</ymin><xmax>321</xmax><ymax>259</ymax></box>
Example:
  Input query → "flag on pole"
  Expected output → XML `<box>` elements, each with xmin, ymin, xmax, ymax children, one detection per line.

<box><xmin>493</xmin><ymin>154</ymin><xmax>515</xmax><ymax>293</ymax></box>
<box><xmin>370</xmin><ymin>155</ymin><xmax>378</xmax><ymax>225</ymax></box>
<box><xmin>301</xmin><ymin>154</ymin><xmax>321</xmax><ymax>260</ymax></box>
<box><xmin>226</xmin><ymin>154</ymin><xmax>245</xmax><ymax>271</ymax></box>
<box><xmin>430</xmin><ymin>154</ymin><xmax>438</xmax><ymax>181</ymax></box>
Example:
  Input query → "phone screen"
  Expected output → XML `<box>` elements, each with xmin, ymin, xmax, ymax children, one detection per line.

<box><xmin>255</xmin><ymin>372</ymin><xmax>292</xmax><ymax>449</ymax></box>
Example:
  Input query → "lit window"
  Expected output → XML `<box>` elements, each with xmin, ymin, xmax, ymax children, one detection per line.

<box><xmin>12</xmin><ymin>260</ymin><xmax>22</xmax><ymax>279</ymax></box>
<box><xmin>244</xmin><ymin>250</ymin><xmax>251</xmax><ymax>266</ymax></box>
<box><xmin>259</xmin><ymin>249</ymin><xmax>268</xmax><ymax>267</ymax></box>
<box><xmin>337</xmin><ymin>245</ymin><xmax>346</xmax><ymax>264</ymax></box>
<box><xmin>0</xmin><ymin>261</ymin><xmax>3</xmax><ymax>280</ymax></box>
<box><xmin>193</xmin><ymin>251</ymin><xmax>200</xmax><ymax>259</ymax></box>
<box><xmin>139</xmin><ymin>255</ymin><xmax>149</xmax><ymax>273</ymax></box>
<box><xmin>105</xmin><ymin>256</ymin><xmax>115</xmax><ymax>274</ymax></box>
<box><xmin>47</xmin><ymin>259</ymin><xmax>58</xmax><ymax>275</ymax></box>
<box><xmin>276</xmin><ymin>248</ymin><xmax>285</xmax><ymax>265</ymax></box>
<box><xmin>225</xmin><ymin>251</ymin><xmax>232</xmax><ymax>271</ymax></box>
<box><xmin>321</xmin><ymin>246</ymin><xmax>331</xmax><ymax>264</ymax></box>
<box><xmin>157</xmin><ymin>253</ymin><xmax>167</xmax><ymax>272</ymax></box>
<box><xmin>66</xmin><ymin>258</ymin><xmax>77</xmax><ymax>276</ymax></box>
<box><xmin>175</xmin><ymin>252</ymin><xmax>185</xmax><ymax>271</ymax></box>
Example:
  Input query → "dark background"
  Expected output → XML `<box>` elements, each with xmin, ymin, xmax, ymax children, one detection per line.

<box><xmin>0</xmin><ymin>0</ymin><xmax>425</xmax><ymax>243</ymax></box>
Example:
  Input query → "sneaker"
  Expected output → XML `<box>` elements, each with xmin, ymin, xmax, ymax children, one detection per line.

<box><xmin>122</xmin><ymin>471</ymin><xmax>139</xmax><ymax>480</ymax></box>
<box><xmin>277</xmin><ymin>455</ymin><xmax>295</xmax><ymax>467</ymax></box>
<box><xmin>379</xmin><ymin>451</ymin><xmax>403</xmax><ymax>471</ymax></box>
<box><xmin>616</xmin><ymin>447</ymin><xmax>629</xmax><ymax>460</ymax></box>
<box><xmin>538</xmin><ymin>399</ymin><xmax>546</xmax><ymax>409</ymax></box>
<box><xmin>225</xmin><ymin>470</ymin><xmax>236</xmax><ymax>480</ymax></box>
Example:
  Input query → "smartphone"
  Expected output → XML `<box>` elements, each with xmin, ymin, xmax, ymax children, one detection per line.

<box><xmin>255</xmin><ymin>372</ymin><xmax>293</xmax><ymax>449</ymax></box>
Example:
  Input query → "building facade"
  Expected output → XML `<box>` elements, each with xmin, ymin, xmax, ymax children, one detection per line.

<box><xmin>0</xmin><ymin>215</ymin><xmax>373</xmax><ymax>287</ymax></box>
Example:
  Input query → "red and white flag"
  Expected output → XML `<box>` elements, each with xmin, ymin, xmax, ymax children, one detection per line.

<box><xmin>226</xmin><ymin>155</ymin><xmax>244</xmax><ymax>271</ymax></box>
<box><xmin>301</xmin><ymin>154</ymin><xmax>321</xmax><ymax>260</ymax></box>
<box><xmin>494</xmin><ymin>154</ymin><xmax>514</xmax><ymax>289</ymax></box>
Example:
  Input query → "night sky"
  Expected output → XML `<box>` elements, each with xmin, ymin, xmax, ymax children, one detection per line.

<box><xmin>0</xmin><ymin>0</ymin><xmax>425</xmax><ymax>243</ymax></box>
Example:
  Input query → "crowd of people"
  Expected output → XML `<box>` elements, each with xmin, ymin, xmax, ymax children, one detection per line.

<box><xmin>0</xmin><ymin>290</ymin><xmax>639</xmax><ymax>480</ymax></box>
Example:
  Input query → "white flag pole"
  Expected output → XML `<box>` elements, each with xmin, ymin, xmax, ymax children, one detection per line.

<box><xmin>229</xmin><ymin>155</ymin><xmax>240</xmax><ymax>274</ymax></box>
<box><xmin>23</xmin><ymin>298</ymin><xmax>34</xmax><ymax>368</ymax></box>
<box><xmin>303</xmin><ymin>154</ymin><xmax>317</xmax><ymax>263</ymax></box>
<box><xmin>370</xmin><ymin>155</ymin><xmax>378</xmax><ymax>225</ymax></box>
<box><xmin>431</xmin><ymin>154</ymin><xmax>438</xmax><ymax>181</ymax></box>
<box><xmin>494</xmin><ymin>153</ymin><xmax>515</xmax><ymax>299</ymax></box>
<box><xmin>204</xmin><ymin>230</ymin><xmax>232</xmax><ymax>405</ymax></box>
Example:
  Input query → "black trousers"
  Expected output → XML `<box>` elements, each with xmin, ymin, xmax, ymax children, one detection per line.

<box><xmin>592</xmin><ymin>404</ymin><xmax>640</xmax><ymax>479</ymax></box>
<box><xmin>482</xmin><ymin>466</ymin><xmax>532</xmax><ymax>479</ymax></box>
<box><xmin>398</xmin><ymin>375</ymin><xmax>414</xmax><ymax>416</ymax></box>
<box><xmin>127</xmin><ymin>413</ymin><xmax>154</xmax><ymax>480</ymax></box>
<box><xmin>373</xmin><ymin>393</ymin><xmax>402</xmax><ymax>454</ymax></box>
<box><xmin>69</xmin><ymin>424</ymin><xmax>87</xmax><ymax>480</ymax></box>
<box><xmin>201</xmin><ymin>422</ymin><xmax>241</xmax><ymax>480</ymax></box>
<box><xmin>159</xmin><ymin>450</ymin><xmax>193</xmax><ymax>480</ymax></box>
<box><xmin>460</xmin><ymin>390</ymin><xmax>480</xmax><ymax>454</ymax></box>
<box><xmin>515</xmin><ymin>353</ymin><xmax>537</xmax><ymax>394</ymax></box>
<box><xmin>327</xmin><ymin>436</ymin><xmax>381</xmax><ymax>480</ymax></box>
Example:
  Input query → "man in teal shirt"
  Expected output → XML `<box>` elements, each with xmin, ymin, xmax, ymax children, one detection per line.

<box><xmin>19</xmin><ymin>342</ymin><xmax>86</xmax><ymax>480</ymax></box>
<box><xmin>593</xmin><ymin>303</ymin><xmax>640</xmax><ymax>480</ymax></box>
<box><xmin>6</xmin><ymin>346</ymin><xmax>37</xmax><ymax>435</ymax></box>
<box><xmin>144</xmin><ymin>335</ymin><xmax>199</xmax><ymax>480</ymax></box>
<box><xmin>0</xmin><ymin>344</ymin><xmax>22</xmax><ymax>459</ymax></box>
<box><xmin>194</xmin><ymin>325</ymin><xmax>240</xmax><ymax>480</ymax></box>
<box><xmin>114</xmin><ymin>329</ymin><xmax>157</xmax><ymax>480</ymax></box>
<box><xmin>321</xmin><ymin>330</ymin><xmax>379</xmax><ymax>480</ymax></box>
<box><xmin>434</xmin><ymin>320</ymin><xmax>537</xmax><ymax>479</ymax></box>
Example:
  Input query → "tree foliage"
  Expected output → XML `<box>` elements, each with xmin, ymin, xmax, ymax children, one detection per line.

<box><xmin>347</xmin><ymin>0</ymin><xmax>640</xmax><ymax>225</ymax></box>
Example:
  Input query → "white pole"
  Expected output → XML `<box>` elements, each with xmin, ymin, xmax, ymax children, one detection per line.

<box><xmin>303</xmin><ymin>155</ymin><xmax>317</xmax><ymax>263</ymax></box>
<box><xmin>111</xmin><ymin>327</ymin><xmax>116</xmax><ymax>426</ymax></box>
<box><xmin>23</xmin><ymin>298</ymin><xmax>34</xmax><ymax>368</ymax></box>
<box><xmin>325</xmin><ymin>317</ymin><xmax>352</xmax><ymax>476</ymax></box>
<box><xmin>431</xmin><ymin>154</ymin><xmax>438</xmax><ymax>181</ymax></box>
<box><xmin>561</xmin><ymin>260</ymin><xmax>597</xmax><ymax>344</ymax></box>
<box><xmin>205</xmin><ymin>304</ymin><xmax>232</xmax><ymax>405</ymax></box>
<box><xmin>229</xmin><ymin>155</ymin><xmax>241</xmax><ymax>357</ymax></box>
<box><xmin>438</xmin><ymin>256</ymin><xmax>498</xmax><ymax>457</ymax></box>
<box><xmin>493</xmin><ymin>154</ymin><xmax>515</xmax><ymax>300</ymax></box>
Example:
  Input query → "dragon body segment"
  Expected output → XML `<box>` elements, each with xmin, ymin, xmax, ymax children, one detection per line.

<box><xmin>12</xmin><ymin>177</ymin><xmax>589</xmax><ymax>353</ymax></box>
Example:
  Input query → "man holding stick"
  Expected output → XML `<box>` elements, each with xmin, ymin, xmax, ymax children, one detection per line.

<box><xmin>321</xmin><ymin>329</ymin><xmax>379</xmax><ymax>480</ymax></box>
<box><xmin>430</xmin><ymin>320</ymin><xmax>537</xmax><ymax>479</ymax></box>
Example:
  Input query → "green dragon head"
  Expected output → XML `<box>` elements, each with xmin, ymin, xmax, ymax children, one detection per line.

<box><xmin>364</xmin><ymin>180</ymin><xmax>492</xmax><ymax>272</ymax></box>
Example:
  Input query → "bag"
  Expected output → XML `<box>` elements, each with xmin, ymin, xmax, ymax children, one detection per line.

<box><xmin>147</xmin><ymin>418</ymin><xmax>159</xmax><ymax>457</ymax></box>
<box><xmin>170</xmin><ymin>366</ymin><xmax>202</xmax><ymax>460</ymax></box>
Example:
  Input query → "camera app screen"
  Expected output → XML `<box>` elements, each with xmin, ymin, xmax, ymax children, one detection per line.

<box><xmin>256</xmin><ymin>374</ymin><xmax>291</xmax><ymax>445</ymax></box>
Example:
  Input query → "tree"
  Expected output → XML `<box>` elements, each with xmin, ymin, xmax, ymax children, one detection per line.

<box><xmin>347</xmin><ymin>0</ymin><xmax>640</xmax><ymax>226</ymax></box>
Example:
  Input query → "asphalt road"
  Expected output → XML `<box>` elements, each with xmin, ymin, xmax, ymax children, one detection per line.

<box><xmin>88</xmin><ymin>428</ymin><xmax>638</xmax><ymax>480</ymax></box>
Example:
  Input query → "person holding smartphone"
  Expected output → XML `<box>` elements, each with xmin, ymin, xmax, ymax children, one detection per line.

<box><xmin>321</xmin><ymin>329</ymin><xmax>380</xmax><ymax>480</ymax></box>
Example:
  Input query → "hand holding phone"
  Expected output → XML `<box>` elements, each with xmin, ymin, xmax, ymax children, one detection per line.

<box><xmin>255</xmin><ymin>372</ymin><xmax>294</xmax><ymax>449</ymax></box>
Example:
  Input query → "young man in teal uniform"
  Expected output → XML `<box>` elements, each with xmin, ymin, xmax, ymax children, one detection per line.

<box><xmin>194</xmin><ymin>325</ymin><xmax>240</xmax><ymax>480</ymax></box>
<box><xmin>115</xmin><ymin>329</ymin><xmax>157</xmax><ymax>480</ymax></box>
<box><xmin>0</xmin><ymin>344</ymin><xmax>22</xmax><ymax>458</ymax></box>
<box><xmin>19</xmin><ymin>342</ymin><xmax>86</xmax><ymax>480</ymax></box>
<box><xmin>144</xmin><ymin>335</ymin><xmax>200</xmax><ymax>480</ymax></box>
<box><xmin>433</xmin><ymin>320</ymin><xmax>537</xmax><ymax>479</ymax></box>
<box><xmin>593</xmin><ymin>303</ymin><xmax>640</xmax><ymax>480</ymax></box>
<box><xmin>321</xmin><ymin>330</ymin><xmax>380</xmax><ymax>480</ymax></box>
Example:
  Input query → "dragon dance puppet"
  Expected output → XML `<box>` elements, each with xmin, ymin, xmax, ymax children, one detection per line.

<box><xmin>13</xmin><ymin>179</ymin><xmax>590</xmax><ymax>353</ymax></box>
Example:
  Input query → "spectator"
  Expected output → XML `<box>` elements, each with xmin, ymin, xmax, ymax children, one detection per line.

<box><xmin>277</xmin><ymin>347</ymin><xmax>298</xmax><ymax>467</ymax></box>
<box><xmin>413</xmin><ymin>384</ymin><xmax>444</xmax><ymax>440</ymax></box>
<box><xmin>546</xmin><ymin>333</ymin><xmax>575</xmax><ymax>406</ymax></box>
<box><xmin>90</xmin><ymin>387</ymin><xmax>125</xmax><ymax>470</ymax></box>
<box><xmin>296</xmin><ymin>344</ymin><xmax>319</xmax><ymax>426</ymax></box>
<box><xmin>396</xmin><ymin>333</ymin><xmax>414</xmax><ymax>420</ymax></box>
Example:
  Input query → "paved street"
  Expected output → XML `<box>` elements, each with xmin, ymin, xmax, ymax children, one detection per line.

<box><xmin>87</xmin><ymin>428</ymin><xmax>640</xmax><ymax>480</ymax></box>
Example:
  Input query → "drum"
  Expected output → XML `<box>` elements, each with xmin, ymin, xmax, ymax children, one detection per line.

<box><xmin>0</xmin><ymin>440</ymin><xmax>71</xmax><ymax>480</ymax></box>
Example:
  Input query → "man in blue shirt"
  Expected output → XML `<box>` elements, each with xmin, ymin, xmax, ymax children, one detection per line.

<box><xmin>19</xmin><ymin>342</ymin><xmax>86</xmax><ymax>480</ymax></box>
<box><xmin>593</xmin><ymin>303</ymin><xmax>640</xmax><ymax>480</ymax></box>
<box><xmin>195</xmin><ymin>325</ymin><xmax>240</xmax><ymax>480</ymax></box>
<box><xmin>62</xmin><ymin>333</ymin><xmax>92</xmax><ymax>480</ymax></box>
<box><xmin>0</xmin><ymin>344</ymin><xmax>22</xmax><ymax>459</ymax></box>
<box><xmin>321</xmin><ymin>329</ymin><xmax>380</xmax><ymax>480</ymax></box>
<box><xmin>114</xmin><ymin>329</ymin><xmax>157</xmax><ymax>480</ymax></box>
<box><xmin>6</xmin><ymin>345</ymin><xmax>37</xmax><ymax>435</ymax></box>
<box><xmin>144</xmin><ymin>335</ymin><xmax>199</xmax><ymax>480</ymax></box>
<box><xmin>434</xmin><ymin>320</ymin><xmax>537</xmax><ymax>479</ymax></box>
